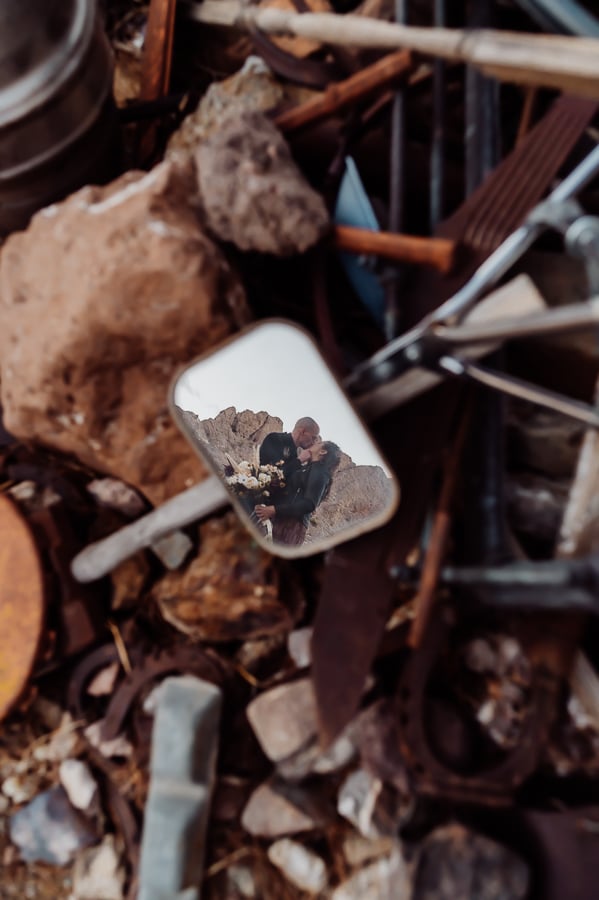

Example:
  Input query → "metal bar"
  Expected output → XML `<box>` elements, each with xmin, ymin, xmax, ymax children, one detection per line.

<box><xmin>433</xmin><ymin>297</ymin><xmax>599</xmax><ymax>345</ymax></box>
<box><xmin>429</xmin><ymin>0</ymin><xmax>446</xmax><ymax>229</ymax></box>
<box><xmin>440</xmin><ymin>356</ymin><xmax>599</xmax><ymax>428</ymax></box>
<box><xmin>384</xmin><ymin>0</ymin><xmax>407</xmax><ymax>340</ymax></box>
<box><xmin>345</xmin><ymin>143</ymin><xmax>599</xmax><ymax>389</ymax></box>
<box><xmin>408</xmin><ymin>404</ymin><xmax>472</xmax><ymax>648</ymax></box>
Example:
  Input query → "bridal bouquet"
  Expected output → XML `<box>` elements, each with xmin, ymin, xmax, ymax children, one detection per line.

<box><xmin>224</xmin><ymin>456</ymin><xmax>285</xmax><ymax>503</ymax></box>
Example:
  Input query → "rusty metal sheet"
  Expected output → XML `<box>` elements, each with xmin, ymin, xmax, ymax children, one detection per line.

<box><xmin>0</xmin><ymin>494</ymin><xmax>45</xmax><ymax>720</ymax></box>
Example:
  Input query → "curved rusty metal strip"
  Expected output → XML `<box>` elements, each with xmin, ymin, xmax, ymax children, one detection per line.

<box><xmin>250</xmin><ymin>29</ymin><xmax>341</xmax><ymax>88</ymax></box>
<box><xmin>101</xmin><ymin>646</ymin><xmax>228</xmax><ymax>741</ymax></box>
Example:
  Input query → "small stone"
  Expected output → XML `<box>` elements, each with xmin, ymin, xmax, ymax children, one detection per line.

<box><xmin>277</xmin><ymin>729</ymin><xmax>357</xmax><ymax>781</ymax></box>
<box><xmin>0</xmin><ymin>794</ymin><xmax>10</xmax><ymax>814</ymax></box>
<box><xmin>246</xmin><ymin>679</ymin><xmax>317</xmax><ymax>762</ymax></box>
<box><xmin>337</xmin><ymin>770</ymin><xmax>383</xmax><ymax>839</ymax></box>
<box><xmin>72</xmin><ymin>835</ymin><xmax>125</xmax><ymax>900</ymax></box>
<box><xmin>287</xmin><ymin>628</ymin><xmax>313</xmax><ymax>668</ymax></box>
<box><xmin>226</xmin><ymin>864</ymin><xmax>257</xmax><ymax>898</ymax></box>
<box><xmin>86</xmin><ymin>478</ymin><xmax>146</xmax><ymax>517</ymax></box>
<box><xmin>59</xmin><ymin>759</ymin><xmax>98</xmax><ymax>813</ymax></box>
<box><xmin>342</xmin><ymin>835</ymin><xmax>396</xmax><ymax>868</ymax></box>
<box><xmin>332</xmin><ymin>849</ymin><xmax>411</xmax><ymax>900</ymax></box>
<box><xmin>9</xmin><ymin>786</ymin><xmax>98</xmax><ymax>864</ymax></box>
<box><xmin>241</xmin><ymin>781</ymin><xmax>329</xmax><ymax>838</ymax></box>
<box><xmin>7</xmin><ymin>481</ymin><xmax>37</xmax><ymax>502</ymax></box>
<box><xmin>150</xmin><ymin>530</ymin><xmax>194</xmax><ymax>570</ymax></box>
<box><xmin>2</xmin><ymin>774</ymin><xmax>39</xmax><ymax>805</ymax></box>
<box><xmin>84</xmin><ymin>721</ymin><xmax>133</xmax><ymax>759</ymax></box>
<box><xmin>87</xmin><ymin>662</ymin><xmax>120</xmax><ymax>697</ymax></box>
<box><xmin>32</xmin><ymin>714</ymin><xmax>79</xmax><ymax>762</ymax></box>
<box><xmin>267</xmin><ymin>839</ymin><xmax>327</xmax><ymax>894</ymax></box>
<box><xmin>195</xmin><ymin>111</ymin><xmax>329</xmax><ymax>256</ymax></box>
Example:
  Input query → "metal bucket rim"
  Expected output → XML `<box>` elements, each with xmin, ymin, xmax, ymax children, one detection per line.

<box><xmin>0</xmin><ymin>0</ymin><xmax>96</xmax><ymax>127</ymax></box>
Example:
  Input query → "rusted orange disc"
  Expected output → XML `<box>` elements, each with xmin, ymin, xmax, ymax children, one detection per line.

<box><xmin>0</xmin><ymin>494</ymin><xmax>45</xmax><ymax>720</ymax></box>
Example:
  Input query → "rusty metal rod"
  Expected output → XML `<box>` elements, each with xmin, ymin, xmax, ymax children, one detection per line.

<box><xmin>140</xmin><ymin>0</ymin><xmax>178</xmax><ymax>101</ymax></box>
<box><xmin>274</xmin><ymin>50</ymin><xmax>412</xmax><ymax>134</ymax></box>
<box><xmin>408</xmin><ymin>406</ymin><xmax>472</xmax><ymax>648</ymax></box>
<box><xmin>333</xmin><ymin>225</ymin><xmax>456</xmax><ymax>272</ymax></box>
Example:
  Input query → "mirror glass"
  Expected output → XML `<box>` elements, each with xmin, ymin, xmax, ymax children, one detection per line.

<box><xmin>170</xmin><ymin>321</ymin><xmax>399</xmax><ymax>557</ymax></box>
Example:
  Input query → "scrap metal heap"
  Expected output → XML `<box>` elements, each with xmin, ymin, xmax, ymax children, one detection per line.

<box><xmin>2</xmin><ymin>0</ymin><xmax>599</xmax><ymax>897</ymax></box>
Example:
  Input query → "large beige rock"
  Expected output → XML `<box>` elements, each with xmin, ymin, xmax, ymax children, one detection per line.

<box><xmin>0</xmin><ymin>158</ymin><xmax>249</xmax><ymax>504</ymax></box>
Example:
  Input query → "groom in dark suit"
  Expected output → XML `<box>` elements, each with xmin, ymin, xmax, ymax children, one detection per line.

<box><xmin>259</xmin><ymin>416</ymin><xmax>320</xmax><ymax>481</ymax></box>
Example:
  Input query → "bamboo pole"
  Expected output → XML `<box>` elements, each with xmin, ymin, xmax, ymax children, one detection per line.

<box><xmin>186</xmin><ymin>1</ymin><xmax>599</xmax><ymax>98</ymax></box>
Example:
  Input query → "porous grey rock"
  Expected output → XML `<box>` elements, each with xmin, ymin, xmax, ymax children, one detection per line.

<box><xmin>194</xmin><ymin>111</ymin><xmax>329</xmax><ymax>256</ymax></box>
<box><xmin>0</xmin><ymin>157</ymin><xmax>249</xmax><ymax>505</ymax></box>
<box><xmin>167</xmin><ymin>56</ymin><xmax>285</xmax><ymax>155</ymax></box>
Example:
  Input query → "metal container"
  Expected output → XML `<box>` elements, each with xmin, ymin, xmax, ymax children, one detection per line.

<box><xmin>0</xmin><ymin>0</ymin><xmax>119</xmax><ymax>235</ymax></box>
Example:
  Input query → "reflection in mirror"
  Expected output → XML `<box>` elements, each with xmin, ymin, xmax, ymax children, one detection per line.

<box><xmin>171</xmin><ymin>321</ymin><xmax>399</xmax><ymax>557</ymax></box>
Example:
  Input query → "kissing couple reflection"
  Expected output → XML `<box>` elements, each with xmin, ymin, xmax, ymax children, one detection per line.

<box><xmin>253</xmin><ymin>416</ymin><xmax>342</xmax><ymax>547</ymax></box>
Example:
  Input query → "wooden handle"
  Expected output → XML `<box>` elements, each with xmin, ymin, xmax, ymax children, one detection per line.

<box><xmin>334</xmin><ymin>225</ymin><xmax>456</xmax><ymax>273</ymax></box>
<box><xmin>274</xmin><ymin>50</ymin><xmax>412</xmax><ymax>134</ymax></box>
